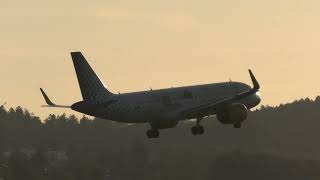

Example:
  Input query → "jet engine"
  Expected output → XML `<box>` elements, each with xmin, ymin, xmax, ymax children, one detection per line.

<box><xmin>216</xmin><ymin>103</ymin><xmax>248</xmax><ymax>124</ymax></box>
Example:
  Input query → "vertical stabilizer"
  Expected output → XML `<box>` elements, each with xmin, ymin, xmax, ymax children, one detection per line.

<box><xmin>71</xmin><ymin>52</ymin><xmax>113</xmax><ymax>101</ymax></box>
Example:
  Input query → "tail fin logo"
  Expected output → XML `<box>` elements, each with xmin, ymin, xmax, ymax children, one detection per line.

<box><xmin>71</xmin><ymin>52</ymin><xmax>113</xmax><ymax>101</ymax></box>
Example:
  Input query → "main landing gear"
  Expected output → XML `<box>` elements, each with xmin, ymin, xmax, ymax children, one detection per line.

<box><xmin>233</xmin><ymin>123</ymin><xmax>242</xmax><ymax>128</ymax></box>
<box><xmin>146</xmin><ymin>129</ymin><xmax>159</xmax><ymax>138</ymax></box>
<box><xmin>191</xmin><ymin>117</ymin><xmax>205</xmax><ymax>135</ymax></box>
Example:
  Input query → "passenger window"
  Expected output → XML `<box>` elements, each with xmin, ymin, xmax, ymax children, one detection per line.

<box><xmin>234</xmin><ymin>85</ymin><xmax>241</xmax><ymax>93</ymax></box>
<box><xmin>161</xmin><ymin>96</ymin><xmax>173</xmax><ymax>106</ymax></box>
<box><xmin>183</xmin><ymin>90</ymin><xmax>193</xmax><ymax>99</ymax></box>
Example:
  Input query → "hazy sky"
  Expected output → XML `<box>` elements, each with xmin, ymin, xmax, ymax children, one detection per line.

<box><xmin>1</xmin><ymin>0</ymin><xmax>320</xmax><ymax>118</ymax></box>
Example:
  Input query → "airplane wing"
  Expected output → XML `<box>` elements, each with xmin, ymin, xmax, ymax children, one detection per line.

<box><xmin>40</xmin><ymin>88</ymin><xmax>71</xmax><ymax>108</ymax></box>
<box><xmin>181</xmin><ymin>70</ymin><xmax>260</xmax><ymax>119</ymax></box>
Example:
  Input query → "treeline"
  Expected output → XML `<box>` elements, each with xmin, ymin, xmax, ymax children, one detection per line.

<box><xmin>1</xmin><ymin>97</ymin><xmax>320</xmax><ymax>179</ymax></box>
<box><xmin>1</xmin><ymin>149</ymin><xmax>319</xmax><ymax>180</ymax></box>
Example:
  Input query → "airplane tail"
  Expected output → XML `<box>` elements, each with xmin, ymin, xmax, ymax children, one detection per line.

<box><xmin>71</xmin><ymin>52</ymin><xmax>113</xmax><ymax>101</ymax></box>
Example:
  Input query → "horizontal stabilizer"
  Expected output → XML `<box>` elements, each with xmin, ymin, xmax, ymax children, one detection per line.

<box><xmin>40</xmin><ymin>88</ymin><xmax>70</xmax><ymax>108</ymax></box>
<box><xmin>40</xmin><ymin>88</ymin><xmax>55</xmax><ymax>105</ymax></box>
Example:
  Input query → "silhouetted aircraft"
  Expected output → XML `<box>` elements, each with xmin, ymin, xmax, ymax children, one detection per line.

<box><xmin>40</xmin><ymin>52</ymin><xmax>261</xmax><ymax>138</ymax></box>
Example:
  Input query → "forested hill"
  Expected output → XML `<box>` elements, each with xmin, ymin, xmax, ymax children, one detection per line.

<box><xmin>1</xmin><ymin>98</ymin><xmax>320</xmax><ymax>179</ymax></box>
<box><xmin>1</xmin><ymin>97</ymin><xmax>320</xmax><ymax>158</ymax></box>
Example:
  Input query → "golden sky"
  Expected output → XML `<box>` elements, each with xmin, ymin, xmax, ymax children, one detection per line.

<box><xmin>1</xmin><ymin>0</ymin><xmax>320</xmax><ymax>118</ymax></box>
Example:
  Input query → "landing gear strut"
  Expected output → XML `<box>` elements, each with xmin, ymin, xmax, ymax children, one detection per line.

<box><xmin>146</xmin><ymin>129</ymin><xmax>159</xmax><ymax>138</ymax></box>
<box><xmin>191</xmin><ymin>117</ymin><xmax>205</xmax><ymax>135</ymax></box>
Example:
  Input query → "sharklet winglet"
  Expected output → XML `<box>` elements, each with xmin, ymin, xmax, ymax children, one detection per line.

<box><xmin>248</xmin><ymin>69</ymin><xmax>260</xmax><ymax>90</ymax></box>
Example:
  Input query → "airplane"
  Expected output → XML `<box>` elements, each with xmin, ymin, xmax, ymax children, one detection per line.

<box><xmin>40</xmin><ymin>52</ymin><xmax>261</xmax><ymax>138</ymax></box>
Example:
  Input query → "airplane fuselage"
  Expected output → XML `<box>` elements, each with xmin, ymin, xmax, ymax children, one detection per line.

<box><xmin>71</xmin><ymin>81</ymin><xmax>261</xmax><ymax>125</ymax></box>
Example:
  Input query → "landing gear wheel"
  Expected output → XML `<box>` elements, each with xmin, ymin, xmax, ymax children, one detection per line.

<box><xmin>192</xmin><ymin>126</ymin><xmax>198</xmax><ymax>135</ymax></box>
<box><xmin>234</xmin><ymin>123</ymin><xmax>242</xmax><ymax>128</ymax></box>
<box><xmin>191</xmin><ymin>125</ymin><xmax>205</xmax><ymax>135</ymax></box>
<box><xmin>146</xmin><ymin>129</ymin><xmax>160</xmax><ymax>138</ymax></box>
<box><xmin>153</xmin><ymin>130</ymin><xmax>159</xmax><ymax>138</ymax></box>
<box><xmin>198</xmin><ymin>126</ymin><xmax>204</xmax><ymax>134</ymax></box>
<box><xmin>146</xmin><ymin>130</ymin><xmax>153</xmax><ymax>138</ymax></box>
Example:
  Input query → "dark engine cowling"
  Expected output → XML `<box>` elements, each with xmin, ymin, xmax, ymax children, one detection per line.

<box><xmin>216</xmin><ymin>103</ymin><xmax>248</xmax><ymax>124</ymax></box>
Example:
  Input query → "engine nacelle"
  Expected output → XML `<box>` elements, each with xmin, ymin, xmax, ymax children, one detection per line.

<box><xmin>216</xmin><ymin>103</ymin><xmax>248</xmax><ymax>124</ymax></box>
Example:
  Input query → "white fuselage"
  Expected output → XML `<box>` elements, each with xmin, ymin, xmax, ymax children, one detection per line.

<box><xmin>71</xmin><ymin>81</ymin><xmax>261</xmax><ymax>124</ymax></box>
